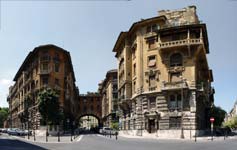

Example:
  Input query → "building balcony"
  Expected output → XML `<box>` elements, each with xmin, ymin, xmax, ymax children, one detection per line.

<box><xmin>144</xmin><ymin>32</ymin><xmax>157</xmax><ymax>39</ymax></box>
<box><xmin>159</xmin><ymin>38</ymin><xmax>202</xmax><ymax>49</ymax></box>
<box><xmin>148</xmin><ymin>86</ymin><xmax>157</xmax><ymax>91</ymax></box>
<box><xmin>39</xmin><ymin>69</ymin><xmax>51</xmax><ymax>75</ymax></box>
<box><xmin>161</xmin><ymin>21</ymin><xmax>202</xmax><ymax>29</ymax></box>
<box><xmin>112</xmin><ymin>79</ymin><xmax>118</xmax><ymax>84</ymax></box>
<box><xmin>161</xmin><ymin>81</ymin><xmax>188</xmax><ymax>91</ymax></box>
<box><xmin>40</xmin><ymin>56</ymin><xmax>51</xmax><ymax>62</ymax></box>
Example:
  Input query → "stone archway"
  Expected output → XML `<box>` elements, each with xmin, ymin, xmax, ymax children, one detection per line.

<box><xmin>76</xmin><ymin>113</ymin><xmax>102</xmax><ymax>128</ymax></box>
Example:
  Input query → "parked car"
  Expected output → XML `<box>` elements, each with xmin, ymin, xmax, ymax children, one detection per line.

<box><xmin>99</xmin><ymin>127</ymin><xmax>103</xmax><ymax>134</ymax></box>
<box><xmin>1</xmin><ymin>128</ymin><xmax>8</xmax><ymax>133</ymax></box>
<box><xmin>102</xmin><ymin>127</ymin><xmax>117</xmax><ymax>135</ymax></box>
<box><xmin>23</xmin><ymin>130</ymin><xmax>32</xmax><ymax>136</ymax></box>
<box><xmin>7</xmin><ymin>128</ymin><xmax>19</xmax><ymax>135</ymax></box>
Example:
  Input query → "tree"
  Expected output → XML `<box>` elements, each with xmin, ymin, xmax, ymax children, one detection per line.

<box><xmin>38</xmin><ymin>88</ymin><xmax>63</xmax><ymax>141</ymax></box>
<box><xmin>223</xmin><ymin>116</ymin><xmax>237</xmax><ymax>129</ymax></box>
<box><xmin>210</xmin><ymin>105</ymin><xmax>226</xmax><ymax>127</ymax></box>
<box><xmin>0</xmin><ymin>107</ymin><xmax>9</xmax><ymax>128</ymax></box>
<box><xmin>38</xmin><ymin>88</ymin><xmax>63</xmax><ymax>125</ymax></box>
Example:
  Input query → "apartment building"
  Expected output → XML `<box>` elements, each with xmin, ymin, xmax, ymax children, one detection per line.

<box><xmin>113</xmin><ymin>6</ymin><xmax>214</xmax><ymax>138</ymax></box>
<box><xmin>99</xmin><ymin>69</ymin><xmax>118</xmax><ymax>127</ymax></box>
<box><xmin>7</xmin><ymin>44</ymin><xmax>79</xmax><ymax>129</ymax></box>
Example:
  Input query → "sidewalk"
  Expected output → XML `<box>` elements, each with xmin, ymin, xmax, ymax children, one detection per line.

<box><xmin>11</xmin><ymin>134</ymin><xmax>82</xmax><ymax>144</ymax></box>
<box><xmin>118</xmin><ymin>131</ymin><xmax>237</xmax><ymax>142</ymax></box>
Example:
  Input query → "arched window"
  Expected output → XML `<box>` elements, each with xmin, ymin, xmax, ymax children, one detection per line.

<box><xmin>170</xmin><ymin>53</ymin><xmax>183</xmax><ymax>67</ymax></box>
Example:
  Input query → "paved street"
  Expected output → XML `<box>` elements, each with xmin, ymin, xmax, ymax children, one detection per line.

<box><xmin>1</xmin><ymin>133</ymin><xmax>237</xmax><ymax>150</ymax></box>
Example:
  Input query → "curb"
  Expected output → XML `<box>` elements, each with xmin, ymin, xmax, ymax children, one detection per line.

<box><xmin>10</xmin><ymin>135</ymin><xmax>83</xmax><ymax>144</ymax></box>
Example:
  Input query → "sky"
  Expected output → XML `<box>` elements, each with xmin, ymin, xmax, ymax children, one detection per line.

<box><xmin>0</xmin><ymin>0</ymin><xmax>236</xmax><ymax>112</ymax></box>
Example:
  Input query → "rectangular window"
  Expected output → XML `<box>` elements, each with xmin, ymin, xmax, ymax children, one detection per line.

<box><xmin>149</xmin><ymin>97</ymin><xmax>156</xmax><ymax>109</ymax></box>
<box><xmin>132</xmin><ymin>47</ymin><xmax>136</xmax><ymax>59</ymax></box>
<box><xmin>55</xmin><ymin>78</ymin><xmax>59</xmax><ymax>86</ymax></box>
<box><xmin>113</xmin><ymin>84</ymin><xmax>117</xmax><ymax>91</ymax></box>
<box><xmin>133</xmin><ymin>81</ymin><xmax>136</xmax><ymax>94</ymax></box>
<box><xmin>149</xmin><ymin>75</ymin><xmax>156</xmax><ymax>89</ymax></box>
<box><xmin>169</xmin><ymin>117</ymin><xmax>181</xmax><ymax>129</ymax></box>
<box><xmin>55</xmin><ymin>63</ymin><xmax>60</xmax><ymax>72</ymax></box>
<box><xmin>169</xmin><ymin>94</ymin><xmax>182</xmax><ymax>111</ymax></box>
<box><xmin>148</xmin><ymin>55</ymin><xmax>156</xmax><ymax>67</ymax></box>
<box><xmin>42</xmin><ymin>77</ymin><xmax>48</xmax><ymax>85</ymax></box>
<box><xmin>41</xmin><ymin>63</ymin><xmax>48</xmax><ymax>71</ymax></box>
<box><xmin>133</xmin><ymin>63</ymin><xmax>136</xmax><ymax>76</ymax></box>
<box><xmin>54</xmin><ymin>52</ymin><xmax>60</xmax><ymax>62</ymax></box>
<box><xmin>40</xmin><ymin>55</ymin><xmax>50</xmax><ymax>62</ymax></box>
<box><xmin>146</xmin><ymin>24</ymin><xmax>159</xmax><ymax>33</ymax></box>
<box><xmin>147</xmin><ymin>38</ymin><xmax>156</xmax><ymax>49</ymax></box>
<box><xmin>113</xmin><ymin>93</ymin><xmax>118</xmax><ymax>99</ymax></box>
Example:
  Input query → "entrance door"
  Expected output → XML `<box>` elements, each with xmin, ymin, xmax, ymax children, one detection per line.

<box><xmin>148</xmin><ymin>119</ymin><xmax>155</xmax><ymax>133</ymax></box>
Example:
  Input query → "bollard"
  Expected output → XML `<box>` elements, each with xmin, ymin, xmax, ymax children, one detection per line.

<box><xmin>110</xmin><ymin>131</ymin><xmax>111</xmax><ymax>138</ymax></box>
<box><xmin>195</xmin><ymin>133</ymin><xmax>197</xmax><ymax>142</ymax></box>
<box><xmin>211</xmin><ymin>129</ymin><xmax>213</xmax><ymax>141</ymax></box>
<box><xmin>115</xmin><ymin>131</ymin><xmax>118</xmax><ymax>140</ymax></box>
<box><xmin>34</xmin><ymin>130</ymin><xmax>36</xmax><ymax>141</ymax></box>
<box><xmin>58</xmin><ymin>131</ymin><xmax>60</xmax><ymax>142</ymax></box>
<box><xmin>224</xmin><ymin>130</ymin><xmax>226</xmax><ymax>140</ymax></box>
<box><xmin>46</xmin><ymin>131</ymin><xmax>48</xmax><ymax>142</ymax></box>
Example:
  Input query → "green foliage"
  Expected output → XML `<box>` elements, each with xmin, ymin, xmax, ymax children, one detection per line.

<box><xmin>110</xmin><ymin>121</ymin><xmax>119</xmax><ymax>130</ymax></box>
<box><xmin>38</xmin><ymin>88</ymin><xmax>63</xmax><ymax>125</ymax></box>
<box><xmin>223</xmin><ymin>116</ymin><xmax>237</xmax><ymax>129</ymax></box>
<box><xmin>210</xmin><ymin>105</ymin><xmax>226</xmax><ymax>127</ymax></box>
<box><xmin>0</xmin><ymin>107</ymin><xmax>9</xmax><ymax>128</ymax></box>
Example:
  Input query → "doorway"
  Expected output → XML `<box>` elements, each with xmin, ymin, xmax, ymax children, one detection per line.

<box><xmin>148</xmin><ymin>119</ymin><xmax>155</xmax><ymax>133</ymax></box>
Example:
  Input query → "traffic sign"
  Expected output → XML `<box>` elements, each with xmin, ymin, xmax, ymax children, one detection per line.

<box><xmin>210</xmin><ymin>117</ymin><xmax>215</xmax><ymax>123</ymax></box>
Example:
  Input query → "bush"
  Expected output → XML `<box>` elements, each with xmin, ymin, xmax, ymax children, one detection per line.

<box><xmin>110</xmin><ymin>122</ymin><xmax>119</xmax><ymax>130</ymax></box>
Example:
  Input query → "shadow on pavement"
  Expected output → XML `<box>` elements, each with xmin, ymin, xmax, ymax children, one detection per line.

<box><xmin>0</xmin><ymin>139</ymin><xmax>48</xmax><ymax>150</ymax></box>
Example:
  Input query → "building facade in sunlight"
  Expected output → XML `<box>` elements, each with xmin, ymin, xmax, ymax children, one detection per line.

<box><xmin>7</xmin><ymin>44</ymin><xmax>79</xmax><ymax>129</ymax></box>
<box><xmin>113</xmin><ymin>6</ymin><xmax>214</xmax><ymax>138</ymax></box>
<box><xmin>98</xmin><ymin>69</ymin><xmax>119</xmax><ymax>127</ymax></box>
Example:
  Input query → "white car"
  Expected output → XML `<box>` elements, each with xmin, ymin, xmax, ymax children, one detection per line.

<box><xmin>102</xmin><ymin>127</ymin><xmax>117</xmax><ymax>135</ymax></box>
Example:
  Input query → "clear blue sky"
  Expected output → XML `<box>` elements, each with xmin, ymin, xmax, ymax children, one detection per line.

<box><xmin>0</xmin><ymin>0</ymin><xmax>236</xmax><ymax>113</ymax></box>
